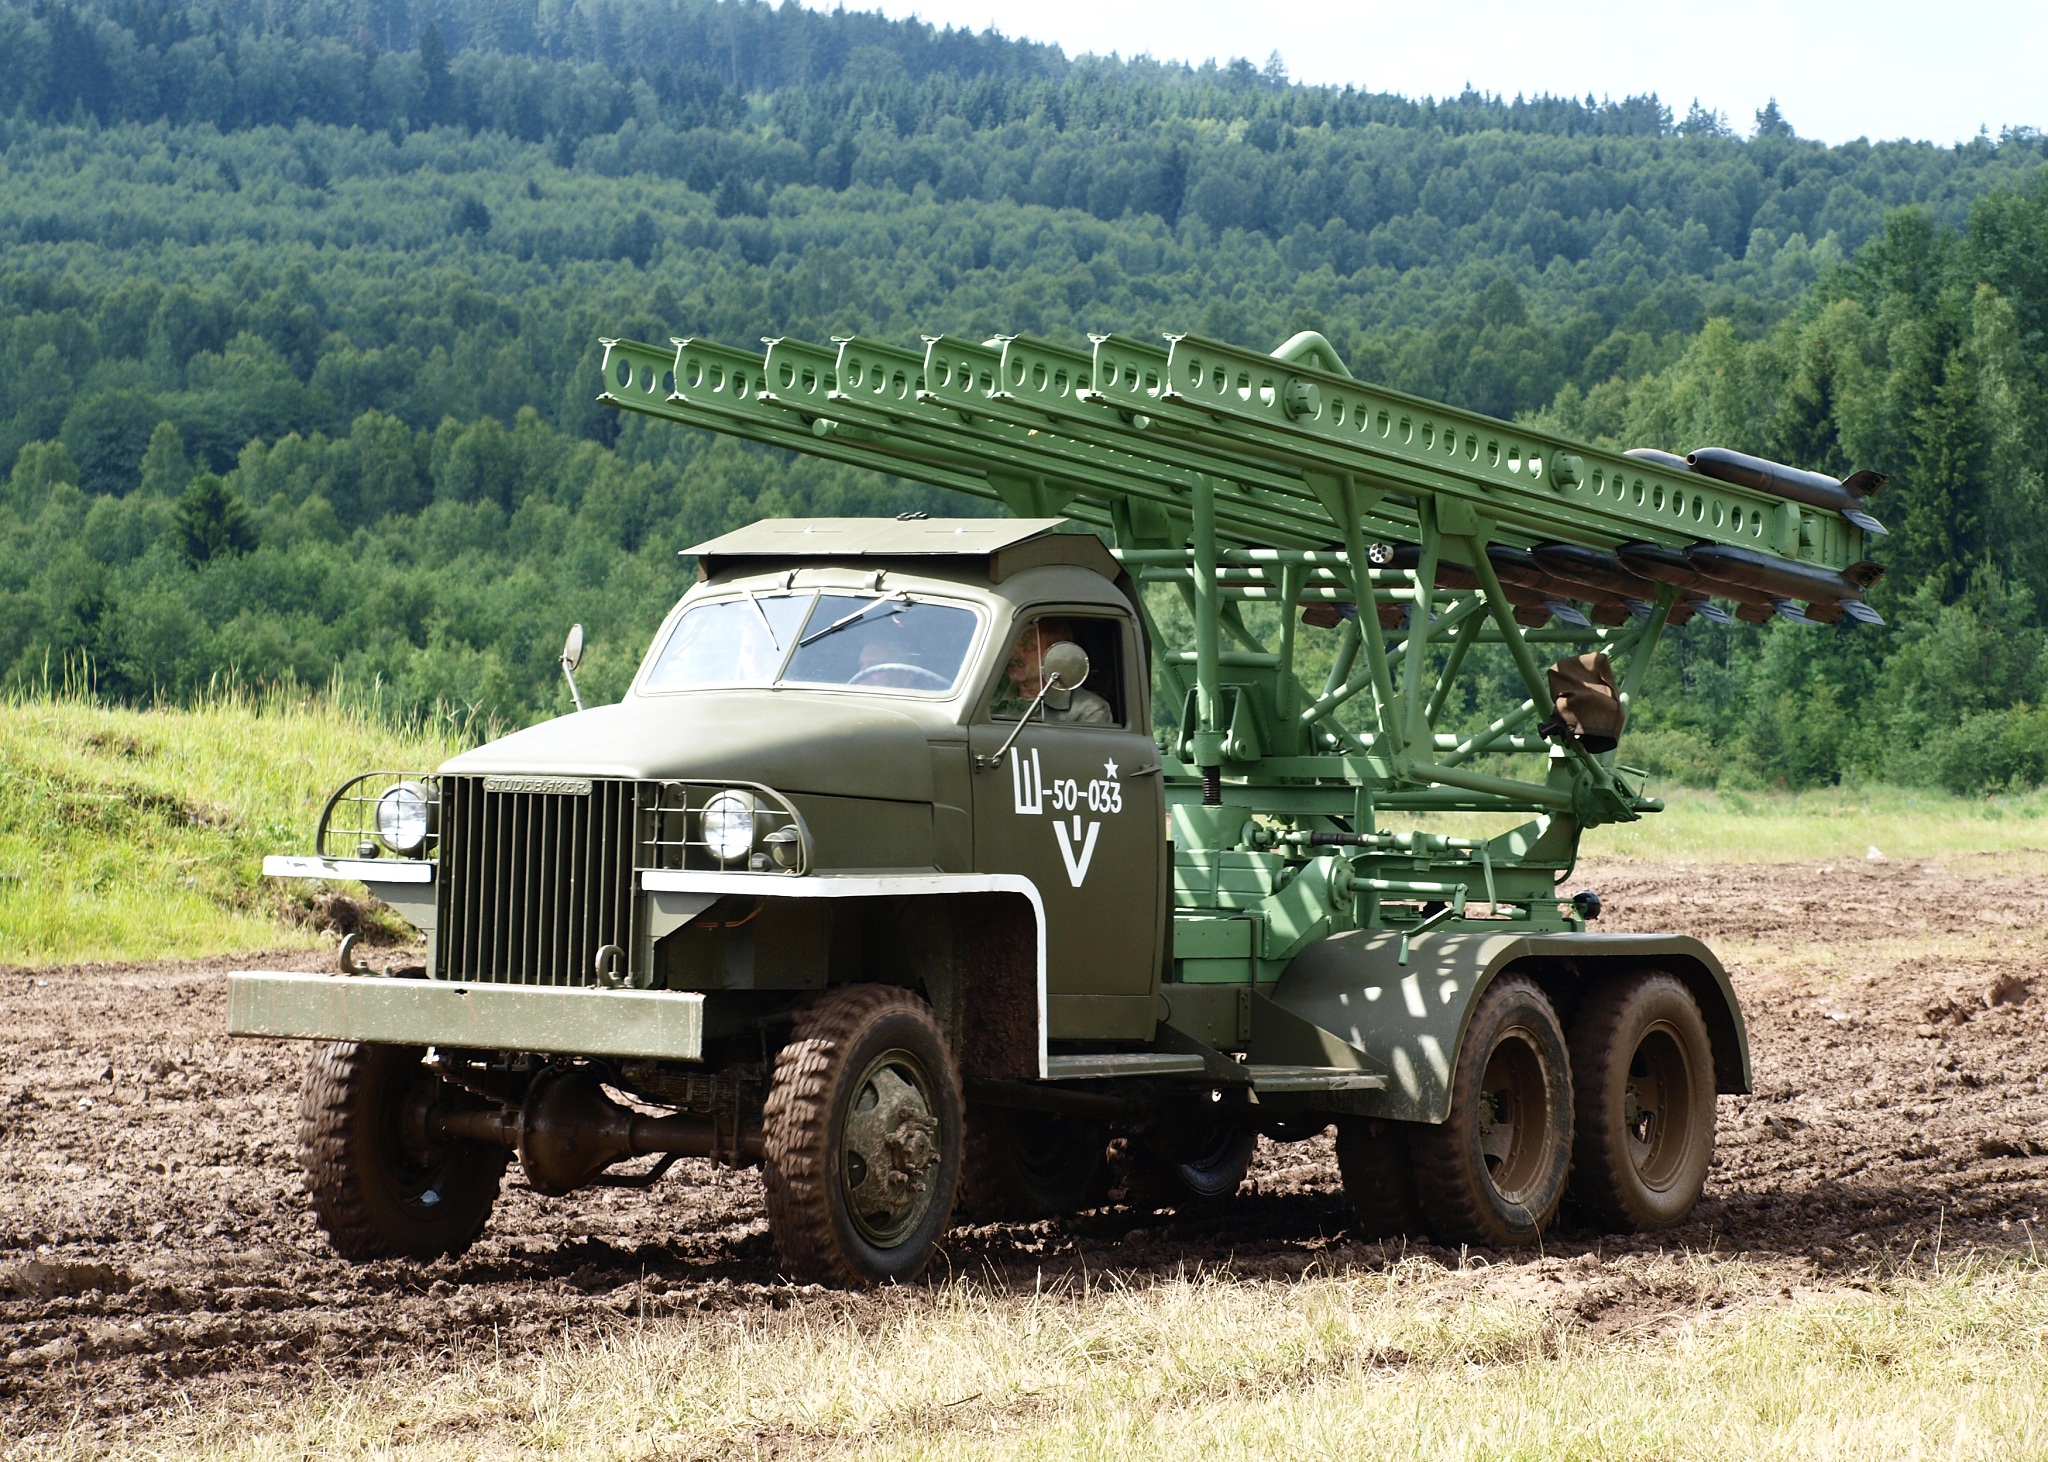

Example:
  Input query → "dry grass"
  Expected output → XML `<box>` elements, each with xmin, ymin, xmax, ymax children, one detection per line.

<box><xmin>47</xmin><ymin>1255</ymin><xmax>2048</xmax><ymax>1460</ymax></box>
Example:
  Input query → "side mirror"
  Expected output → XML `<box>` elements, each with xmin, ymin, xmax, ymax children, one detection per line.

<box><xmin>560</xmin><ymin>624</ymin><xmax>586</xmax><ymax>712</ymax></box>
<box><xmin>1042</xmin><ymin>640</ymin><xmax>1089</xmax><ymax>691</ymax></box>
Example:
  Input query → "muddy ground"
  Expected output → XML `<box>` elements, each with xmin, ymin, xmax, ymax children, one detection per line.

<box><xmin>3</xmin><ymin>855</ymin><xmax>2046</xmax><ymax>1441</ymax></box>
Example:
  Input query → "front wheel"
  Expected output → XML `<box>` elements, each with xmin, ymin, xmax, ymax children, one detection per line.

<box><xmin>762</xmin><ymin>985</ymin><xmax>964</xmax><ymax>1287</ymax></box>
<box><xmin>297</xmin><ymin>1042</ymin><xmax>507</xmax><ymax>1261</ymax></box>
<box><xmin>1409</xmin><ymin>976</ymin><xmax>1573</xmax><ymax>1247</ymax></box>
<box><xmin>1567</xmin><ymin>972</ymin><xmax>1718</xmax><ymax>1231</ymax></box>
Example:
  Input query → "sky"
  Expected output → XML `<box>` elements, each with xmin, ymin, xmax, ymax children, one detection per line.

<box><xmin>806</xmin><ymin>0</ymin><xmax>2047</xmax><ymax>147</ymax></box>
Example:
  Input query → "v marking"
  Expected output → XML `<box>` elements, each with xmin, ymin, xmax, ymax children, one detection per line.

<box><xmin>1053</xmin><ymin>816</ymin><xmax>1101</xmax><ymax>887</ymax></box>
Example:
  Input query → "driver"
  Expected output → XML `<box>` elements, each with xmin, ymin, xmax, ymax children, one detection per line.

<box><xmin>1002</xmin><ymin>619</ymin><xmax>1113</xmax><ymax>725</ymax></box>
<box><xmin>851</xmin><ymin>610</ymin><xmax>930</xmax><ymax>689</ymax></box>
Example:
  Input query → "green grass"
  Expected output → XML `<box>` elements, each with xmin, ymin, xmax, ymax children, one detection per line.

<box><xmin>3</xmin><ymin>692</ymin><xmax>2041</xmax><ymax>967</ymax></box>
<box><xmin>70</xmin><ymin>1258</ymin><xmax>2048</xmax><ymax>1459</ymax></box>
<box><xmin>1596</xmin><ymin>782</ymin><xmax>2048</xmax><ymax>863</ymax></box>
<box><xmin>0</xmin><ymin>688</ymin><xmax>470</xmax><ymax>966</ymax></box>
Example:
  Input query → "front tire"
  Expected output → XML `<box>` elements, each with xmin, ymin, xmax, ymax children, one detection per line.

<box><xmin>297</xmin><ymin>1041</ymin><xmax>507</xmax><ymax>1261</ymax></box>
<box><xmin>762</xmin><ymin>985</ymin><xmax>963</xmax><ymax>1287</ymax></box>
<box><xmin>1410</xmin><ymin>976</ymin><xmax>1573</xmax><ymax>1247</ymax></box>
<box><xmin>1566</xmin><ymin>972</ymin><xmax>1717</xmax><ymax>1231</ymax></box>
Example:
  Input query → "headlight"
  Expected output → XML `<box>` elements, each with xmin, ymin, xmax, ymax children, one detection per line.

<box><xmin>700</xmin><ymin>790</ymin><xmax>757</xmax><ymax>863</ymax></box>
<box><xmin>375</xmin><ymin>781</ymin><xmax>433</xmax><ymax>855</ymax></box>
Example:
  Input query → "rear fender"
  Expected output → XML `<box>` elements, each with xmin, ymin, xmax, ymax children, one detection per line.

<box><xmin>1267</xmin><ymin>930</ymin><xmax>1749</xmax><ymax>1124</ymax></box>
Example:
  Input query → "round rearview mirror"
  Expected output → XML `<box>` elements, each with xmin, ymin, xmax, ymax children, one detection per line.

<box><xmin>561</xmin><ymin>623</ymin><xmax>585</xmax><ymax>672</ymax></box>
<box><xmin>1042</xmin><ymin>639</ymin><xmax>1090</xmax><ymax>690</ymax></box>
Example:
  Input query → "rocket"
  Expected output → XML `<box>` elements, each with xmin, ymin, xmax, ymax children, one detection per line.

<box><xmin>1616</xmin><ymin>542</ymin><xmax>1816</xmax><ymax>625</ymax></box>
<box><xmin>1684</xmin><ymin>447</ymin><xmax>1889</xmax><ymax>536</ymax></box>
<box><xmin>1623</xmin><ymin>447</ymin><xmax>1691</xmax><ymax>473</ymax></box>
<box><xmin>1529</xmin><ymin>542</ymin><xmax>1733</xmax><ymax>628</ymax></box>
<box><xmin>1387</xmin><ymin>545</ymin><xmax>1616</xmax><ymax>628</ymax></box>
<box><xmin>1684</xmin><ymin>544</ymin><xmax>1887</xmax><ymax>625</ymax></box>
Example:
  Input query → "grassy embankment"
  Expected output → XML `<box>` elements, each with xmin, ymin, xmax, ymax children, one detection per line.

<box><xmin>71</xmin><ymin>1257</ymin><xmax>2048</xmax><ymax>1459</ymax></box>
<box><xmin>5</xmin><ymin>692</ymin><xmax>2047</xmax><ymax>965</ymax></box>
<box><xmin>0</xmin><ymin>690</ymin><xmax>469</xmax><ymax>967</ymax></box>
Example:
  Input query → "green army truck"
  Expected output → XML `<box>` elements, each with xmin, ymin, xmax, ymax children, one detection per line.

<box><xmin>228</xmin><ymin>327</ymin><xmax>1888</xmax><ymax>1286</ymax></box>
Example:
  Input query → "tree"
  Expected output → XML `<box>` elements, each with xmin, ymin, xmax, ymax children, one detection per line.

<box><xmin>610</xmin><ymin>209</ymin><xmax>661</xmax><ymax>265</ymax></box>
<box><xmin>59</xmin><ymin>390</ymin><xmax>161</xmax><ymax>497</ymax></box>
<box><xmin>418</xmin><ymin>22</ymin><xmax>453</xmax><ymax>127</ymax></box>
<box><xmin>1752</xmin><ymin>99</ymin><xmax>1794</xmax><ymax>140</ymax></box>
<box><xmin>5</xmin><ymin>439</ymin><xmax>79</xmax><ymax>515</ymax></box>
<box><xmin>173</xmin><ymin>473</ymin><xmax>255</xmax><ymax>565</ymax></box>
<box><xmin>450</xmin><ymin>195</ymin><xmax>493</xmax><ymax>235</ymax></box>
<box><xmin>1677</xmin><ymin>100</ymin><xmax>1730</xmax><ymax>138</ymax></box>
<box><xmin>137</xmin><ymin>421</ymin><xmax>190</xmax><ymax>498</ymax></box>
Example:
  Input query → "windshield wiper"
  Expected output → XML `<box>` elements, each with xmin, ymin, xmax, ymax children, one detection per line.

<box><xmin>797</xmin><ymin>590</ymin><xmax>908</xmax><ymax>648</ymax></box>
<box><xmin>743</xmin><ymin>589</ymin><xmax>781</xmax><ymax>651</ymax></box>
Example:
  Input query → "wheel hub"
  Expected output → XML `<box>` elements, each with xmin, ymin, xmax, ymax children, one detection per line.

<box><xmin>1624</xmin><ymin>1083</ymin><xmax>1656</xmax><ymax>1147</ymax></box>
<box><xmin>1624</xmin><ymin>1025</ymin><xmax>1694</xmax><ymax>1189</ymax></box>
<box><xmin>1475</xmin><ymin>1029</ymin><xmax>1552</xmax><ymax>1204</ymax></box>
<box><xmin>842</xmin><ymin>1057</ymin><xmax>940</xmax><ymax>1244</ymax></box>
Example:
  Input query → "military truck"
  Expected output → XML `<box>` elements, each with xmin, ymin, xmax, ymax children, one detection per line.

<box><xmin>229</xmin><ymin>327</ymin><xmax>1887</xmax><ymax>1286</ymax></box>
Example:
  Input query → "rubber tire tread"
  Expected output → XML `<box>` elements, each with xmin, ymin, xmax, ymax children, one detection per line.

<box><xmin>1408</xmin><ymin>976</ymin><xmax>1573</xmax><ymax>1248</ymax></box>
<box><xmin>1116</xmin><ymin>1126</ymin><xmax>1256</xmax><ymax>1210</ymax></box>
<box><xmin>1566</xmin><ymin>972</ymin><xmax>1717</xmax><ymax>1232</ymax></box>
<box><xmin>297</xmin><ymin>1041</ymin><xmax>505</xmax><ymax>1262</ymax></box>
<box><xmin>959</xmin><ymin>1108</ymin><xmax>1108</xmax><ymax>1222</ymax></box>
<box><xmin>762</xmin><ymin>985</ymin><xmax>963</xmax><ymax>1288</ymax></box>
<box><xmin>1334</xmin><ymin>1118</ymin><xmax>1422</xmax><ymax>1239</ymax></box>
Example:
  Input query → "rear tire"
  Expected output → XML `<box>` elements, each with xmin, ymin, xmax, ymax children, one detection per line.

<box><xmin>762</xmin><ymin>985</ymin><xmax>963</xmax><ymax>1287</ymax></box>
<box><xmin>1334</xmin><ymin>1118</ymin><xmax>1421</xmax><ymax>1238</ymax></box>
<box><xmin>297</xmin><ymin>1041</ymin><xmax>506</xmax><ymax>1261</ymax></box>
<box><xmin>959</xmin><ymin>1107</ymin><xmax>1108</xmax><ymax>1221</ymax></box>
<box><xmin>1409</xmin><ymin>976</ymin><xmax>1573</xmax><ymax>1247</ymax></box>
<box><xmin>1566</xmin><ymin>972</ymin><xmax>1717</xmax><ymax>1231</ymax></box>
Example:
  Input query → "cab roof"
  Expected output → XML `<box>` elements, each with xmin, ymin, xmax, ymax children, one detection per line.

<box><xmin>686</xmin><ymin>517</ymin><xmax>1122</xmax><ymax>584</ymax></box>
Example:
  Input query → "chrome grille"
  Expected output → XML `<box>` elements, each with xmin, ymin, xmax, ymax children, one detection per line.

<box><xmin>436</xmin><ymin>775</ymin><xmax>635</xmax><ymax>986</ymax></box>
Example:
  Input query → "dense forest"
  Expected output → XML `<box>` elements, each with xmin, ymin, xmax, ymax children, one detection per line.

<box><xmin>2</xmin><ymin>0</ymin><xmax>2046</xmax><ymax>791</ymax></box>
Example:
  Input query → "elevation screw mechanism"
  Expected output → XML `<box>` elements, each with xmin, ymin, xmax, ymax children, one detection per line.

<box><xmin>1571</xmin><ymin>890</ymin><xmax>1603</xmax><ymax>921</ymax></box>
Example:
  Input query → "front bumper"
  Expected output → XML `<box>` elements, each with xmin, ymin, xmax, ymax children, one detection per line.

<box><xmin>226</xmin><ymin>971</ymin><xmax>706</xmax><ymax>1061</ymax></box>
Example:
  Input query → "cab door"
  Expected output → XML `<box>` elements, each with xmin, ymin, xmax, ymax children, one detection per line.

<box><xmin>969</xmin><ymin>611</ymin><xmax>1163</xmax><ymax>1041</ymax></box>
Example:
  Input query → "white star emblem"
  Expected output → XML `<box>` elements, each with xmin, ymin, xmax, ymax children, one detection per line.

<box><xmin>1103</xmin><ymin>757</ymin><xmax>1120</xmax><ymax>779</ymax></box>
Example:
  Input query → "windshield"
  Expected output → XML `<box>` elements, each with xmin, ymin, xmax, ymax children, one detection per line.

<box><xmin>641</xmin><ymin>591</ymin><xmax>981</xmax><ymax>694</ymax></box>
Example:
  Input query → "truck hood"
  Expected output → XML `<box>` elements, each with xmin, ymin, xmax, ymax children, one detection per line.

<box><xmin>438</xmin><ymin>692</ymin><xmax>941</xmax><ymax>802</ymax></box>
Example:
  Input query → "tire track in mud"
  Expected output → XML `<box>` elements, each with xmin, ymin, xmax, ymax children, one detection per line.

<box><xmin>3</xmin><ymin>858</ymin><xmax>2046</xmax><ymax>1436</ymax></box>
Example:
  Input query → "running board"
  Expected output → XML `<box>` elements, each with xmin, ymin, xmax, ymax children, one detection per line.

<box><xmin>1041</xmin><ymin>1052</ymin><xmax>1388</xmax><ymax>1092</ymax></box>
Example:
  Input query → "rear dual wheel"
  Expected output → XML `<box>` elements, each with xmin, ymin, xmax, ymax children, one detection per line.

<box><xmin>1345</xmin><ymin>971</ymin><xmax>1718</xmax><ymax>1248</ymax></box>
<box><xmin>1409</xmin><ymin>976</ymin><xmax>1575</xmax><ymax>1247</ymax></box>
<box><xmin>1566</xmin><ymin>973</ymin><xmax>1717</xmax><ymax>1232</ymax></box>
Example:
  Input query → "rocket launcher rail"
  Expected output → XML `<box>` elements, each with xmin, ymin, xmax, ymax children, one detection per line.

<box><xmin>596</xmin><ymin>326</ymin><xmax>1885</xmax><ymax>942</ymax></box>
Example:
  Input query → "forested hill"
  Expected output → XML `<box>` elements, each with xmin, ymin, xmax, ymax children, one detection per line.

<box><xmin>3</xmin><ymin>0</ymin><xmax>2046</xmax><ymax>790</ymax></box>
